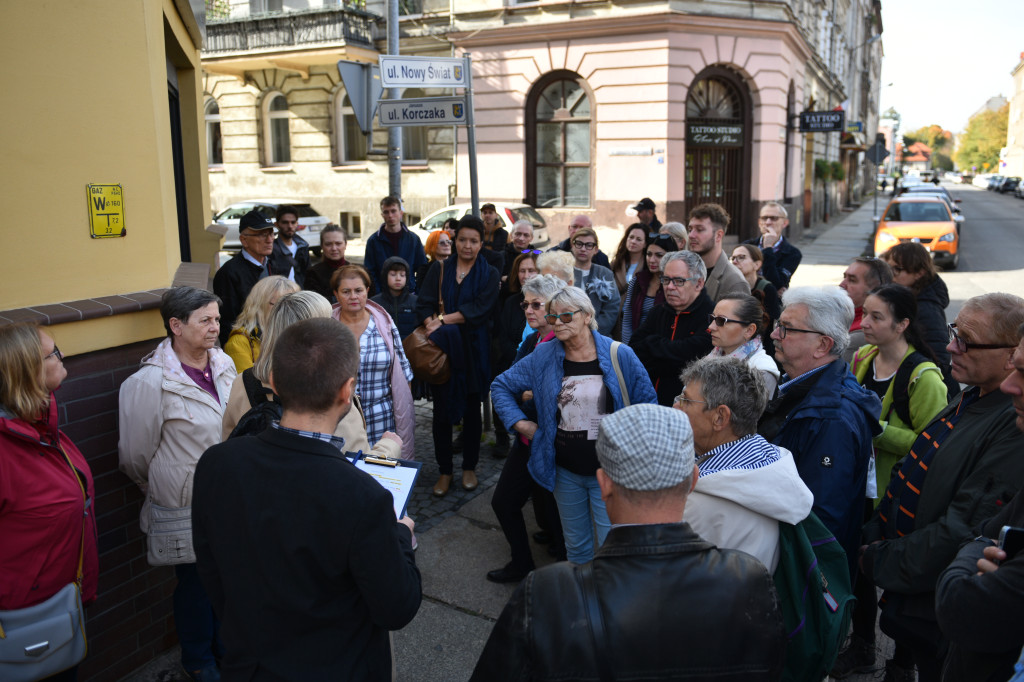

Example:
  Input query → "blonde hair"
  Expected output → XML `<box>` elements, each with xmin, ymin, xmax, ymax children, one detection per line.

<box><xmin>254</xmin><ymin>291</ymin><xmax>333</xmax><ymax>383</ymax></box>
<box><xmin>660</xmin><ymin>222</ymin><xmax>689</xmax><ymax>250</ymax></box>
<box><xmin>536</xmin><ymin>250</ymin><xmax>575</xmax><ymax>284</ymax></box>
<box><xmin>0</xmin><ymin>323</ymin><xmax>49</xmax><ymax>421</ymax></box>
<box><xmin>232</xmin><ymin>276</ymin><xmax>300</xmax><ymax>336</ymax></box>
<box><xmin>547</xmin><ymin>286</ymin><xmax>598</xmax><ymax>331</ymax></box>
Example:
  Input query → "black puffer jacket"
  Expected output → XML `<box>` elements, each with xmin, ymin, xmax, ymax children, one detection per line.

<box><xmin>917</xmin><ymin>275</ymin><xmax>951</xmax><ymax>366</ymax></box>
<box><xmin>470</xmin><ymin>523</ymin><xmax>785</xmax><ymax>681</ymax></box>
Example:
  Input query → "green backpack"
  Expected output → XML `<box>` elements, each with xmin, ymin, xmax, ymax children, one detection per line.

<box><xmin>773</xmin><ymin>512</ymin><xmax>856</xmax><ymax>682</ymax></box>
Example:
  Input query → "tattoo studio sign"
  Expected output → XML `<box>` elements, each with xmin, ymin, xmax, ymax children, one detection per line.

<box><xmin>687</xmin><ymin>123</ymin><xmax>743</xmax><ymax>147</ymax></box>
<box><xmin>799</xmin><ymin>111</ymin><xmax>846</xmax><ymax>133</ymax></box>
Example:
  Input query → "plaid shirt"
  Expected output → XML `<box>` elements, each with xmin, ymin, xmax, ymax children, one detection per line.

<box><xmin>270</xmin><ymin>421</ymin><xmax>347</xmax><ymax>452</ymax></box>
<box><xmin>357</xmin><ymin>314</ymin><xmax>413</xmax><ymax>445</ymax></box>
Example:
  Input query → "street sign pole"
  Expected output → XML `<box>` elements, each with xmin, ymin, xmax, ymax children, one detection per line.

<box><xmin>387</xmin><ymin>0</ymin><xmax>401</xmax><ymax>200</ymax></box>
<box><xmin>464</xmin><ymin>54</ymin><xmax>479</xmax><ymax>219</ymax></box>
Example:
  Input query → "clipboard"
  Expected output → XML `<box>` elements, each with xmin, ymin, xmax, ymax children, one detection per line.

<box><xmin>347</xmin><ymin>453</ymin><xmax>422</xmax><ymax>519</ymax></box>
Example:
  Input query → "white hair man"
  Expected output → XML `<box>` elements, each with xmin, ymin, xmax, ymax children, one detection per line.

<box><xmin>757</xmin><ymin>286</ymin><xmax>882</xmax><ymax>577</ymax></box>
<box><xmin>742</xmin><ymin>201</ymin><xmax>803</xmax><ymax>293</ymax></box>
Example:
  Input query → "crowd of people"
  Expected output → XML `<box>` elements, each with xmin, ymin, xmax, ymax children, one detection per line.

<box><xmin>4</xmin><ymin>195</ymin><xmax>1024</xmax><ymax>682</ymax></box>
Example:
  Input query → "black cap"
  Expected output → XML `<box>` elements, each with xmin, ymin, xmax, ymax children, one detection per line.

<box><xmin>633</xmin><ymin>198</ymin><xmax>656</xmax><ymax>211</ymax></box>
<box><xmin>480</xmin><ymin>203</ymin><xmax>496</xmax><ymax>212</ymax></box>
<box><xmin>239</xmin><ymin>210</ymin><xmax>275</xmax><ymax>232</ymax></box>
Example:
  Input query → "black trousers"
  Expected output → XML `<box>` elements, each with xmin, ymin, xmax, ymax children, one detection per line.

<box><xmin>491</xmin><ymin>439</ymin><xmax>565</xmax><ymax>569</ymax></box>
<box><xmin>433</xmin><ymin>387</ymin><xmax>481</xmax><ymax>474</ymax></box>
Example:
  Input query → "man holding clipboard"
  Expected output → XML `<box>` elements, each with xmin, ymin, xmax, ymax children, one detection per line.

<box><xmin>193</xmin><ymin>318</ymin><xmax>422</xmax><ymax>680</ymax></box>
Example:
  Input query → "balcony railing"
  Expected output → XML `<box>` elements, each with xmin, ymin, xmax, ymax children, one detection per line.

<box><xmin>205</xmin><ymin>6</ymin><xmax>375</xmax><ymax>53</ymax></box>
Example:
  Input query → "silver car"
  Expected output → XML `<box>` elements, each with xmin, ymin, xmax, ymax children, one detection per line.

<box><xmin>206</xmin><ymin>200</ymin><xmax>331</xmax><ymax>256</ymax></box>
<box><xmin>409</xmin><ymin>202</ymin><xmax>549</xmax><ymax>246</ymax></box>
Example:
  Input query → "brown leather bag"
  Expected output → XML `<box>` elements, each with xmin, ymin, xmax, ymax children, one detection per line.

<box><xmin>402</xmin><ymin>261</ymin><xmax>451</xmax><ymax>384</ymax></box>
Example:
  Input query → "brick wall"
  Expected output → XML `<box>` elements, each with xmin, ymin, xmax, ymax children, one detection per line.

<box><xmin>54</xmin><ymin>338</ymin><xmax>180</xmax><ymax>681</ymax></box>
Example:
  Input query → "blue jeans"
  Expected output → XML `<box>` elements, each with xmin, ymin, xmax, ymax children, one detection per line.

<box><xmin>553</xmin><ymin>466</ymin><xmax>610</xmax><ymax>564</ymax></box>
<box><xmin>174</xmin><ymin>563</ymin><xmax>222</xmax><ymax>671</ymax></box>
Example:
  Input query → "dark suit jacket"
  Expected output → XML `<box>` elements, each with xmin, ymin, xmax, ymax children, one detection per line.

<box><xmin>193</xmin><ymin>426</ymin><xmax>422</xmax><ymax>681</ymax></box>
<box><xmin>213</xmin><ymin>252</ymin><xmax>265</xmax><ymax>345</ymax></box>
<box><xmin>743</xmin><ymin>236</ymin><xmax>802</xmax><ymax>291</ymax></box>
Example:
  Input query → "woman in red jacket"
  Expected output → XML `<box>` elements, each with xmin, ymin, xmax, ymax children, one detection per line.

<box><xmin>0</xmin><ymin>323</ymin><xmax>98</xmax><ymax>680</ymax></box>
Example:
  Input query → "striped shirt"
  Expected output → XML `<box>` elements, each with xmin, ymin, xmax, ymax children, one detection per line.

<box><xmin>778</xmin><ymin>363</ymin><xmax>830</xmax><ymax>395</ymax></box>
<box><xmin>271</xmin><ymin>421</ymin><xmax>347</xmax><ymax>452</ymax></box>
<box><xmin>697</xmin><ymin>433</ymin><xmax>781</xmax><ymax>477</ymax></box>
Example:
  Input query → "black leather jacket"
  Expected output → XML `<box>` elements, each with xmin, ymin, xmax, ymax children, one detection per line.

<box><xmin>470</xmin><ymin>523</ymin><xmax>786</xmax><ymax>681</ymax></box>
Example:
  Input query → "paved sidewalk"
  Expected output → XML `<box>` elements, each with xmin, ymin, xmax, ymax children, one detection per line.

<box><xmin>126</xmin><ymin>194</ymin><xmax>890</xmax><ymax>682</ymax></box>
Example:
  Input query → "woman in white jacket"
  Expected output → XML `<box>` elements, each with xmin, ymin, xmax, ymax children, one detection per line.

<box><xmin>119</xmin><ymin>287</ymin><xmax>236</xmax><ymax>682</ymax></box>
<box><xmin>705</xmin><ymin>293</ymin><xmax>780</xmax><ymax>400</ymax></box>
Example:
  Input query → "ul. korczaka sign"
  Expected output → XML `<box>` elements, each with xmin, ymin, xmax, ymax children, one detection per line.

<box><xmin>686</xmin><ymin>123</ymin><xmax>743</xmax><ymax>147</ymax></box>
<box><xmin>799</xmin><ymin>111</ymin><xmax>846</xmax><ymax>133</ymax></box>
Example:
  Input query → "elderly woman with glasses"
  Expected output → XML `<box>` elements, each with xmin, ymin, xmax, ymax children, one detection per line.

<box><xmin>621</xmin><ymin>234</ymin><xmax>679</xmax><ymax>344</ymax></box>
<box><xmin>492</xmin><ymin>286</ymin><xmax>656</xmax><ymax>564</ymax></box>
<box><xmin>706</xmin><ymin>294</ymin><xmax>780</xmax><ymax>400</ymax></box>
<box><xmin>416</xmin><ymin>229</ymin><xmax>453</xmax><ymax>284</ymax></box>
<box><xmin>0</xmin><ymin>324</ymin><xmax>100</xmax><ymax>680</ymax></box>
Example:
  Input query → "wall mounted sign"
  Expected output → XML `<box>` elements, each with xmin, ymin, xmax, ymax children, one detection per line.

<box><xmin>87</xmin><ymin>184</ymin><xmax>126</xmax><ymax>238</ymax></box>
<box><xmin>378</xmin><ymin>96</ymin><xmax>468</xmax><ymax>127</ymax></box>
<box><xmin>686</xmin><ymin>123</ymin><xmax>743</xmax><ymax>147</ymax></box>
<box><xmin>799</xmin><ymin>111</ymin><xmax>845</xmax><ymax>133</ymax></box>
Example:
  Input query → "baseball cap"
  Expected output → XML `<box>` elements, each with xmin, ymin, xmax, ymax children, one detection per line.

<box><xmin>480</xmin><ymin>203</ymin><xmax>496</xmax><ymax>212</ymax></box>
<box><xmin>633</xmin><ymin>198</ymin><xmax>656</xmax><ymax>212</ymax></box>
<box><xmin>239</xmin><ymin>210</ymin><xmax>275</xmax><ymax>233</ymax></box>
<box><xmin>596</xmin><ymin>404</ymin><xmax>695</xmax><ymax>492</ymax></box>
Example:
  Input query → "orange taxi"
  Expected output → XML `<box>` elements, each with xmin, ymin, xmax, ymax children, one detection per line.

<box><xmin>874</xmin><ymin>196</ymin><xmax>959</xmax><ymax>269</ymax></box>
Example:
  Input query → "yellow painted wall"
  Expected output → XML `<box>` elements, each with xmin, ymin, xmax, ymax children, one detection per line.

<box><xmin>0</xmin><ymin>0</ymin><xmax>216</xmax><ymax>314</ymax></box>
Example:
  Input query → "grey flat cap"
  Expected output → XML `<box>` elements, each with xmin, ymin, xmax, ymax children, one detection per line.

<box><xmin>596</xmin><ymin>404</ymin><xmax>695</xmax><ymax>491</ymax></box>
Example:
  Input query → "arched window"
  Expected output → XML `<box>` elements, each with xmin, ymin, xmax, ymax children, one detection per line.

<box><xmin>262</xmin><ymin>93</ymin><xmax>290</xmax><ymax>166</ymax></box>
<box><xmin>334</xmin><ymin>90</ymin><xmax>367</xmax><ymax>164</ymax></box>
<box><xmin>401</xmin><ymin>88</ymin><xmax>428</xmax><ymax>164</ymax></box>
<box><xmin>526</xmin><ymin>72</ymin><xmax>592</xmax><ymax>208</ymax></box>
<box><xmin>205</xmin><ymin>99</ymin><xmax>223</xmax><ymax>166</ymax></box>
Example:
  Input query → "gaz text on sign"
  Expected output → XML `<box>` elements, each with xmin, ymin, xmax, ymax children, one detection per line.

<box><xmin>87</xmin><ymin>184</ymin><xmax>126</xmax><ymax>238</ymax></box>
<box><xmin>378</xmin><ymin>97</ymin><xmax>468</xmax><ymax>127</ymax></box>
<box><xmin>379</xmin><ymin>56</ymin><xmax>468</xmax><ymax>88</ymax></box>
<box><xmin>799</xmin><ymin>111</ymin><xmax>846</xmax><ymax>133</ymax></box>
<box><xmin>686</xmin><ymin>123</ymin><xmax>743</xmax><ymax>147</ymax></box>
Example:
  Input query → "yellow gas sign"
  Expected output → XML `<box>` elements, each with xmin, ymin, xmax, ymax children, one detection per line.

<box><xmin>87</xmin><ymin>184</ymin><xmax>126</xmax><ymax>238</ymax></box>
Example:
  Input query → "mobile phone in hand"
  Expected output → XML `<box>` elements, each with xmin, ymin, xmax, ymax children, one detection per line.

<box><xmin>997</xmin><ymin>526</ymin><xmax>1024</xmax><ymax>561</ymax></box>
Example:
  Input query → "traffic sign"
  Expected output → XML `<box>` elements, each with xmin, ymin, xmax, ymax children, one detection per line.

<box><xmin>337</xmin><ymin>60</ymin><xmax>382</xmax><ymax>134</ymax></box>
<box><xmin>378</xmin><ymin>97</ymin><xmax>468</xmax><ymax>127</ymax></box>
<box><xmin>379</xmin><ymin>56</ymin><xmax>468</xmax><ymax>88</ymax></box>
<box><xmin>865</xmin><ymin>142</ymin><xmax>890</xmax><ymax>165</ymax></box>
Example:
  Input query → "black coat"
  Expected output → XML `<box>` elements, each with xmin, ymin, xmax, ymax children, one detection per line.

<box><xmin>916</xmin><ymin>275</ymin><xmax>951</xmax><ymax>366</ymax></box>
<box><xmin>470</xmin><ymin>523</ymin><xmax>785</xmax><ymax>682</ymax></box>
<box><xmin>744</xmin><ymin>237</ymin><xmax>802</xmax><ymax>291</ymax></box>
<box><xmin>213</xmin><ymin>252</ymin><xmax>265</xmax><ymax>345</ymax></box>
<box><xmin>193</xmin><ymin>426</ymin><xmax>422</xmax><ymax>681</ymax></box>
<box><xmin>269</xmin><ymin>234</ymin><xmax>311</xmax><ymax>287</ymax></box>
<box><xmin>303</xmin><ymin>258</ymin><xmax>348</xmax><ymax>304</ymax></box>
<box><xmin>629</xmin><ymin>292</ymin><xmax>715</xmax><ymax>406</ymax></box>
<box><xmin>494</xmin><ymin>292</ymin><xmax>526</xmax><ymax>375</ymax></box>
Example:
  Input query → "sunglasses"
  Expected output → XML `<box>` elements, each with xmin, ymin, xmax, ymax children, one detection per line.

<box><xmin>521</xmin><ymin>249</ymin><xmax>542</xmax><ymax>255</ymax></box>
<box><xmin>438</xmin><ymin>240</ymin><xmax>452</xmax><ymax>246</ymax></box>
<box><xmin>707</xmin><ymin>314</ymin><xmax>747</xmax><ymax>327</ymax></box>
<box><xmin>544</xmin><ymin>309</ymin><xmax>585</xmax><ymax>325</ymax></box>
<box><xmin>520</xmin><ymin>300</ymin><xmax>545</xmax><ymax>311</ymax></box>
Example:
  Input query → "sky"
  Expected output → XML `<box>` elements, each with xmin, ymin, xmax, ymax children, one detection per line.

<box><xmin>879</xmin><ymin>0</ymin><xmax>1023</xmax><ymax>134</ymax></box>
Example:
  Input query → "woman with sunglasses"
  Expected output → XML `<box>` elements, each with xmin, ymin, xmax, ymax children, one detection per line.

<box><xmin>620</xmin><ymin>234</ymin><xmax>679</xmax><ymax>344</ymax></box>
<box><xmin>610</xmin><ymin>223</ymin><xmax>648</xmax><ymax>295</ymax></box>
<box><xmin>492</xmin><ymin>286</ymin><xmax>657</xmax><ymax>565</ymax></box>
<box><xmin>415</xmin><ymin>229</ymin><xmax>453</xmax><ymax>285</ymax></box>
<box><xmin>706</xmin><ymin>294</ymin><xmax>780</xmax><ymax>400</ymax></box>
<box><xmin>0</xmin><ymin>324</ymin><xmax>99</xmax><ymax>681</ymax></box>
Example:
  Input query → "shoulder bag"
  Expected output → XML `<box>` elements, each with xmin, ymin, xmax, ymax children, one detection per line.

<box><xmin>403</xmin><ymin>261</ymin><xmax>451</xmax><ymax>384</ymax></box>
<box><xmin>0</xmin><ymin>444</ymin><xmax>89</xmax><ymax>681</ymax></box>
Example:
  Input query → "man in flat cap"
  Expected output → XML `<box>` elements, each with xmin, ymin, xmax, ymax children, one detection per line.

<box><xmin>471</xmin><ymin>404</ymin><xmax>785</xmax><ymax>682</ymax></box>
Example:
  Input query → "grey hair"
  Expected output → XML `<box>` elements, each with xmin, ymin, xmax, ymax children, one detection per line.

<box><xmin>661</xmin><ymin>250</ymin><xmax>707</xmax><ymax>282</ymax></box>
<box><xmin>511</xmin><ymin>219</ymin><xmax>534</xmax><ymax>235</ymax></box>
<box><xmin>161</xmin><ymin>287</ymin><xmax>222</xmax><ymax>339</ymax></box>
<box><xmin>782</xmin><ymin>286</ymin><xmax>854</xmax><ymax>358</ymax></box>
<box><xmin>254</xmin><ymin>290</ymin><xmax>333</xmax><ymax>383</ymax></box>
<box><xmin>679</xmin><ymin>356</ymin><xmax>768</xmax><ymax>436</ymax></box>
<box><xmin>961</xmin><ymin>293</ymin><xmax>1024</xmax><ymax>346</ymax></box>
<box><xmin>521</xmin><ymin>273</ymin><xmax>568</xmax><ymax>302</ymax></box>
<box><xmin>761</xmin><ymin>201</ymin><xmax>788</xmax><ymax>219</ymax></box>
<box><xmin>547</xmin><ymin>286</ymin><xmax>598</xmax><ymax>331</ymax></box>
<box><xmin>659</xmin><ymin>222</ymin><xmax>689</xmax><ymax>249</ymax></box>
<box><xmin>855</xmin><ymin>256</ymin><xmax>894</xmax><ymax>289</ymax></box>
<box><xmin>536</xmin><ymin>250</ymin><xmax>575</xmax><ymax>284</ymax></box>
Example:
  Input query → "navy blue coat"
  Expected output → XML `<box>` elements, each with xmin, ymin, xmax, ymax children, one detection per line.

<box><xmin>363</xmin><ymin>224</ymin><xmax>428</xmax><ymax>295</ymax></box>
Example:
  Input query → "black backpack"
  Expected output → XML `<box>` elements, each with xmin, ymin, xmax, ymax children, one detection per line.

<box><xmin>889</xmin><ymin>351</ymin><xmax>933</xmax><ymax>426</ymax></box>
<box><xmin>227</xmin><ymin>368</ymin><xmax>282</xmax><ymax>440</ymax></box>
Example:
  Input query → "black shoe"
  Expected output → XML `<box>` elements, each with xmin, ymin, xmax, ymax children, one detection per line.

<box><xmin>486</xmin><ymin>563</ymin><xmax>532</xmax><ymax>584</ymax></box>
<box><xmin>830</xmin><ymin>635</ymin><xmax>876</xmax><ymax>678</ymax></box>
<box><xmin>533</xmin><ymin>530</ymin><xmax>551</xmax><ymax>545</ymax></box>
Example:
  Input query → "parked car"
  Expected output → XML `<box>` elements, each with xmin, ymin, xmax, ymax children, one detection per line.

<box><xmin>206</xmin><ymin>200</ymin><xmax>331</xmax><ymax>256</ymax></box>
<box><xmin>899</xmin><ymin>186</ymin><xmax>964</xmax><ymax>233</ymax></box>
<box><xmin>996</xmin><ymin>177</ymin><xmax>1021</xmax><ymax>194</ymax></box>
<box><xmin>986</xmin><ymin>175</ymin><xmax>1004</xmax><ymax>190</ymax></box>
<box><xmin>874</xmin><ymin>196</ymin><xmax>959</xmax><ymax>270</ymax></box>
<box><xmin>972</xmin><ymin>174</ymin><xmax>994</xmax><ymax>188</ymax></box>
<box><xmin>409</xmin><ymin>202</ymin><xmax>550</xmax><ymax>245</ymax></box>
<box><xmin>958</xmin><ymin>173</ymin><xmax>974</xmax><ymax>185</ymax></box>
<box><xmin>1015</xmin><ymin>182</ymin><xmax>1024</xmax><ymax>199</ymax></box>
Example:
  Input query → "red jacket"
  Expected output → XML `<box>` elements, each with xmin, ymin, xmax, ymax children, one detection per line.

<box><xmin>0</xmin><ymin>396</ymin><xmax>99</xmax><ymax>609</ymax></box>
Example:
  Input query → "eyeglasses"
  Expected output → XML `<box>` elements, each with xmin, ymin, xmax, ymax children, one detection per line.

<box><xmin>759</xmin><ymin>215</ymin><xmax>785</xmax><ymax>223</ymax></box>
<box><xmin>438</xmin><ymin>240</ymin><xmax>452</xmax><ymax>246</ymax></box>
<box><xmin>947</xmin><ymin>323</ymin><xmax>1015</xmax><ymax>353</ymax></box>
<box><xmin>241</xmin><ymin>231</ymin><xmax>275</xmax><ymax>240</ymax></box>
<box><xmin>572</xmin><ymin>240</ymin><xmax>597</xmax><ymax>251</ymax></box>
<box><xmin>674</xmin><ymin>394</ymin><xmax>708</xmax><ymax>407</ymax></box>
<box><xmin>773</xmin><ymin>321</ymin><xmax>825</xmax><ymax>339</ymax></box>
<box><xmin>520</xmin><ymin>300</ymin><xmax>545</xmax><ymax>311</ymax></box>
<box><xmin>521</xmin><ymin>249</ymin><xmax>542</xmax><ymax>255</ymax></box>
<box><xmin>660</xmin><ymin>276</ymin><xmax>699</xmax><ymax>288</ymax></box>
<box><xmin>708</xmin><ymin>314</ymin><xmax>747</xmax><ymax>327</ymax></box>
<box><xmin>45</xmin><ymin>346</ymin><xmax>63</xmax><ymax>362</ymax></box>
<box><xmin>544</xmin><ymin>309</ymin><xmax>585</xmax><ymax>325</ymax></box>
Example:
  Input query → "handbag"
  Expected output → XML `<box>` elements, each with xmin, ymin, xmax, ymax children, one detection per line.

<box><xmin>0</xmin><ymin>445</ymin><xmax>88</xmax><ymax>681</ymax></box>
<box><xmin>403</xmin><ymin>261</ymin><xmax>451</xmax><ymax>384</ymax></box>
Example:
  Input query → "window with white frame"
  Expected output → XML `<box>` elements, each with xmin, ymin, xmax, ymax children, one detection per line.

<box><xmin>205</xmin><ymin>99</ymin><xmax>223</xmax><ymax>166</ymax></box>
<box><xmin>526</xmin><ymin>72</ymin><xmax>592</xmax><ymax>208</ymax></box>
<box><xmin>263</xmin><ymin>93</ymin><xmax>290</xmax><ymax>166</ymax></box>
<box><xmin>334</xmin><ymin>90</ymin><xmax>367</xmax><ymax>164</ymax></box>
<box><xmin>401</xmin><ymin>88</ymin><xmax>428</xmax><ymax>164</ymax></box>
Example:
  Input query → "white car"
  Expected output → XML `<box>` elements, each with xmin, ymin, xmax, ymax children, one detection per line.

<box><xmin>206</xmin><ymin>200</ymin><xmax>331</xmax><ymax>256</ymax></box>
<box><xmin>409</xmin><ymin>203</ymin><xmax>550</xmax><ymax>246</ymax></box>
